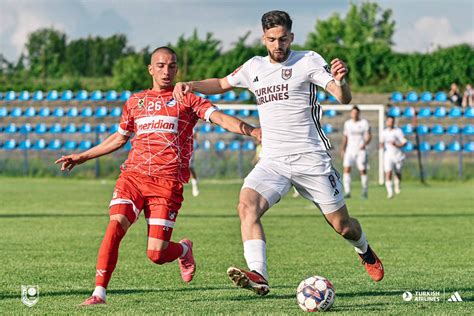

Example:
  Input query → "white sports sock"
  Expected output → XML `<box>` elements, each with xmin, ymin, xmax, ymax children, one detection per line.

<box><xmin>346</xmin><ymin>232</ymin><xmax>368</xmax><ymax>254</ymax></box>
<box><xmin>394</xmin><ymin>176</ymin><xmax>400</xmax><ymax>193</ymax></box>
<box><xmin>92</xmin><ymin>286</ymin><xmax>106</xmax><ymax>301</ymax></box>
<box><xmin>385</xmin><ymin>180</ymin><xmax>393</xmax><ymax>197</ymax></box>
<box><xmin>191</xmin><ymin>178</ymin><xmax>198</xmax><ymax>189</ymax></box>
<box><xmin>361</xmin><ymin>174</ymin><xmax>368</xmax><ymax>192</ymax></box>
<box><xmin>180</xmin><ymin>242</ymin><xmax>189</xmax><ymax>258</ymax></box>
<box><xmin>243</xmin><ymin>239</ymin><xmax>268</xmax><ymax>280</ymax></box>
<box><xmin>343</xmin><ymin>173</ymin><xmax>351</xmax><ymax>194</ymax></box>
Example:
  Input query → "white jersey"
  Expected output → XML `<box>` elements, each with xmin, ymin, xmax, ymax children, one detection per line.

<box><xmin>381</xmin><ymin>127</ymin><xmax>407</xmax><ymax>158</ymax></box>
<box><xmin>343</xmin><ymin>119</ymin><xmax>370</xmax><ymax>152</ymax></box>
<box><xmin>226</xmin><ymin>50</ymin><xmax>334</xmax><ymax>157</ymax></box>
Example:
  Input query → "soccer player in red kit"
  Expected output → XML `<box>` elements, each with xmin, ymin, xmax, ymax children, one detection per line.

<box><xmin>55</xmin><ymin>46</ymin><xmax>260</xmax><ymax>305</ymax></box>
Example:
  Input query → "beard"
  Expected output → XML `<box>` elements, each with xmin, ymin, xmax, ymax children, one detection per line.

<box><xmin>268</xmin><ymin>47</ymin><xmax>290</xmax><ymax>63</ymax></box>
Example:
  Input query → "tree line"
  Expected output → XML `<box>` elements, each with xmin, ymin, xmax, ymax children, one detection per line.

<box><xmin>0</xmin><ymin>2</ymin><xmax>472</xmax><ymax>93</ymax></box>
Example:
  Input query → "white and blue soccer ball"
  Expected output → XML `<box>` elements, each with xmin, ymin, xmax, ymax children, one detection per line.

<box><xmin>296</xmin><ymin>275</ymin><xmax>335</xmax><ymax>312</ymax></box>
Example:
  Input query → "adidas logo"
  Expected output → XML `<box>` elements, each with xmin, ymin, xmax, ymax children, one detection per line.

<box><xmin>253</xmin><ymin>76</ymin><xmax>259</xmax><ymax>82</ymax></box>
<box><xmin>447</xmin><ymin>291</ymin><xmax>462</xmax><ymax>302</ymax></box>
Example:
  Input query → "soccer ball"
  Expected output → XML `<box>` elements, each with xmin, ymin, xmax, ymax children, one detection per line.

<box><xmin>296</xmin><ymin>275</ymin><xmax>335</xmax><ymax>312</ymax></box>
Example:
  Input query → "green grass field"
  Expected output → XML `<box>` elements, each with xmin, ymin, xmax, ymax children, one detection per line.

<box><xmin>0</xmin><ymin>177</ymin><xmax>473</xmax><ymax>314</ymax></box>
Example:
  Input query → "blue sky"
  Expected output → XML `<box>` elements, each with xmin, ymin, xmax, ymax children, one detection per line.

<box><xmin>1</xmin><ymin>0</ymin><xmax>472</xmax><ymax>62</ymax></box>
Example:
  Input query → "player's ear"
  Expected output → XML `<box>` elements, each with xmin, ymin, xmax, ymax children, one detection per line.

<box><xmin>147</xmin><ymin>64</ymin><xmax>153</xmax><ymax>76</ymax></box>
<box><xmin>290</xmin><ymin>32</ymin><xmax>294</xmax><ymax>43</ymax></box>
<box><xmin>261</xmin><ymin>34</ymin><xmax>266</xmax><ymax>45</ymax></box>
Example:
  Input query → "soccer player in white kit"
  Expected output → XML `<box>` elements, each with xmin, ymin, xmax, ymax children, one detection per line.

<box><xmin>381</xmin><ymin>116</ymin><xmax>407</xmax><ymax>198</ymax></box>
<box><xmin>173</xmin><ymin>10</ymin><xmax>384</xmax><ymax>295</ymax></box>
<box><xmin>341</xmin><ymin>106</ymin><xmax>372</xmax><ymax>198</ymax></box>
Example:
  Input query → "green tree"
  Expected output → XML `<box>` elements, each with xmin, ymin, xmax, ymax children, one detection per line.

<box><xmin>170</xmin><ymin>30</ymin><xmax>221</xmax><ymax>81</ymax></box>
<box><xmin>305</xmin><ymin>2</ymin><xmax>395</xmax><ymax>88</ymax></box>
<box><xmin>112</xmin><ymin>51</ymin><xmax>150</xmax><ymax>90</ymax></box>
<box><xmin>25</xmin><ymin>28</ymin><xmax>66</xmax><ymax>78</ymax></box>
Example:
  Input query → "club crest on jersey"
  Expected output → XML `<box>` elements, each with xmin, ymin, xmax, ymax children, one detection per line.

<box><xmin>282</xmin><ymin>68</ymin><xmax>292</xmax><ymax>80</ymax></box>
<box><xmin>138</xmin><ymin>99</ymin><xmax>145</xmax><ymax>108</ymax></box>
<box><xmin>166</xmin><ymin>99</ymin><xmax>177</xmax><ymax>107</ymax></box>
<box><xmin>168</xmin><ymin>211</ymin><xmax>176</xmax><ymax>220</ymax></box>
<box><xmin>324</xmin><ymin>64</ymin><xmax>331</xmax><ymax>74</ymax></box>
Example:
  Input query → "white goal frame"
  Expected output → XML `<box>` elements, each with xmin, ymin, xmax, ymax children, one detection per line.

<box><xmin>217</xmin><ymin>103</ymin><xmax>385</xmax><ymax>185</ymax></box>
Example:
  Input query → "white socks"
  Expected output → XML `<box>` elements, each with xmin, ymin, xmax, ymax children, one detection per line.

<box><xmin>243</xmin><ymin>239</ymin><xmax>268</xmax><ymax>280</ymax></box>
<box><xmin>180</xmin><ymin>242</ymin><xmax>189</xmax><ymax>258</ymax></box>
<box><xmin>346</xmin><ymin>232</ymin><xmax>368</xmax><ymax>254</ymax></box>
<box><xmin>361</xmin><ymin>174</ymin><xmax>368</xmax><ymax>193</ymax></box>
<box><xmin>394</xmin><ymin>176</ymin><xmax>401</xmax><ymax>194</ymax></box>
<box><xmin>92</xmin><ymin>286</ymin><xmax>106</xmax><ymax>301</ymax></box>
<box><xmin>191</xmin><ymin>178</ymin><xmax>199</xmax><ymax>197</ymax></box>
<box><xmin>385</xmin><ymin>180</ymin><xmax>393</xmax><ymax>198</ymax></box>
<box><xmin>343</xmin><ymin>173</ymin><xmax>351</xmax><ymax>195</ymax></box>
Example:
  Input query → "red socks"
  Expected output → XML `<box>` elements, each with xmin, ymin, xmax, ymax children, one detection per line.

<box><xmin>95</xmin><ymin>220</ymin><xmax>126</xmax><ymax>288</ymax></box>
<box><xmin>147</xmin><ymin>242</ymin><xmax>183</xmax><ymax>265</ymax></box>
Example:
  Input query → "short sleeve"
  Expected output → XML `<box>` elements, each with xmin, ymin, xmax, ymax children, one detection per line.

<box><xmin>185</xmin><ymin>93</ymin><xmax>218</xmax><ymax>122</ymax></box>
<box><xmin>226</xmin><ymin>58</ymin><xmax>253</xmax><ymax>89</ymax></box>
<box><xmin>118</xmin><ymin>100</ymin><xmax>134</xmax><ymax>136</ymax></box>
<box><xmin>307</xmin><ymin>51</ymin><xmax>334</xmax><ymax>89</ymax></box>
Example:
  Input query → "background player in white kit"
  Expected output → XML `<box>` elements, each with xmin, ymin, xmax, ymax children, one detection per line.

<box><xmin>381</xmin><ymin>116</ymin><xmax>407</xmax><ymax>198</ymax></box>
<box><xmin>341</xmin><ymin>106</ymin><xmax>372</xmax><ymax>198</ymax></box>
<box><xmin>174</xmin><ymin>10</ymin><xmax>384</xmax><ymax>295</ymax></box>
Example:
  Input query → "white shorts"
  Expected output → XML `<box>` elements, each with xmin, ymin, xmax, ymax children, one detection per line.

<box><xmin>384</xmin><ymin>153</ymin><xmax>404</xmax><ymax>173</ymax></box>
<box><xmin>242</xmin><ymin>151</ymin><xmax>345</xmax><ymax>214</ymax></box>
<box><xmin>343</xmin><ymin>150</ymin><xmax>368</xmax><ymax>171</ymax></box>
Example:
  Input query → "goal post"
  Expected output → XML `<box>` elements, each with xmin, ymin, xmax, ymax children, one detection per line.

<box><xmin>216</xmin><ymin>103</ymin><xmax>385</xmax><ymax>185</ymax></box>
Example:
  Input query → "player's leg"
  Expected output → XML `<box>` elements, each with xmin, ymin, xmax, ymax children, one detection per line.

<box><xmin>324</xmin><ymin>205</ymin><xmax>384</xmax><ymax>282</ymax></box>
<box><xmin>342</xmin><ymin>152</ymin><xmax>353</xmax><ymax>198</ymax></box>
<box><xmin>144</xmin><ymin>179</ymin><xmax>195</xmax><ymax>282</ymax></box>
<box><xmin>357</xmin><ymin>151</ymin><xmax>369</xmax><ymax>198</ymax></box>
<box><xmin>189</xmin><ymin>166</ymin><xmax>199</xmax><ymax>197</ymax></box>
<box><xmin>292</xmin><ymin>152</ymin><xmax>383</xmax><ymax>282</ymax></box>
<box><xmin>146</xmin><ymin>206</ymin><xmax>195</xmax><ymax>282</ymax></box>
<box><xmin>82</xmin><ymin>175</ymin><xmax>144</xmax><ymax>305</ymax></box>
<box><xmin>228</xmin><ymin>158</ymin><xmax>291</xmax><ymax>295</ymax></box>
<box><xmin>393</xmin><ymin>161</ymin><xmax>403</xmax><ymax>194</ymax></box>
<box><xmin>384</xmin><ymin>156</ymin><xmax>394</xmax><ymax>198</ymax></box>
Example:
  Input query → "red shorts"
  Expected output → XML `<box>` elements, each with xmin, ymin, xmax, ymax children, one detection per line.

<box><xmin>109</xmin><ymin>172</ymin><xmax>183</xmax><ymax>241</ymax></box>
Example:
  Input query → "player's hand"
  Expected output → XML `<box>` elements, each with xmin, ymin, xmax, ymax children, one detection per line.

<box><xmin>360</xmin><ymin>144</ymin><xmax>366</xmax><ymax>150</ymax></box>
<box><xmin>55</xmin><ymin>154</ymin><xmax>87</xmax><ymax>172</ymax></box>
<box><xmin>330</xmin><ymin>58</ymin><xmax>348</xmax><ymax>81</ymax></box>
<box><xmin>251</xmin><ymin>127</ymin><xmax>262</xmax><ymax>142</ymax></box>
<box><xmin>173</xmin><ymin>82</ymin><xmax>193</xmax><ymax>102</ymax></box>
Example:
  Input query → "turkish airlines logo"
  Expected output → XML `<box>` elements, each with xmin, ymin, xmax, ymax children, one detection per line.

<box><xmin>136</xmin><ymin>116</ymin><xmax>178</xmax><ymax>135</ymax></box>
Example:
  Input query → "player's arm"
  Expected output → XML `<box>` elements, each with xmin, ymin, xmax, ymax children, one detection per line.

<box><xmin>173</xmin><ymin>77</ymin><xmax>233</xmax><ymax>102</ymax></box>
<box><xmin>209</xmin><ymin>111</ymin><xmax>261</xmax><ymax>141</ymax></box>
<box><xmin>392</xmin><ymin>130</ymin><xmax>407</xmax><ymax>148</ymax></box>
<box><xmin>55</xmin><ymin>132</ymin><xmax>129</xmax><ymax>172</ymax></box>
<box><xmin>362</xmin><ymin>127</ymin><xmax>372</xmax><ymax>149</ymax></box>
<box><xmin>325</xmin><ymin>58</ymin><xmax>352</xmax><ymax>104</ymax></box>
<box><xmin>341</xmin><ymin>135</ymin><xmax>348</xmax><ymax>157</ymax></box>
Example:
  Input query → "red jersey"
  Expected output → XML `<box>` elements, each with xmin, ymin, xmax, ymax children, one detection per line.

<box><xmin>118</xmin><ymin>88</ymin><xmax>216</xmax><ymax>183</ymax></box>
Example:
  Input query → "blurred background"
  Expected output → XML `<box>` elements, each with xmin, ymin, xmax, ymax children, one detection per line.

<box><xmin>0</xmin><ymin>0</ymin><xmax>473</xmax><ymax>181</ymax></box>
